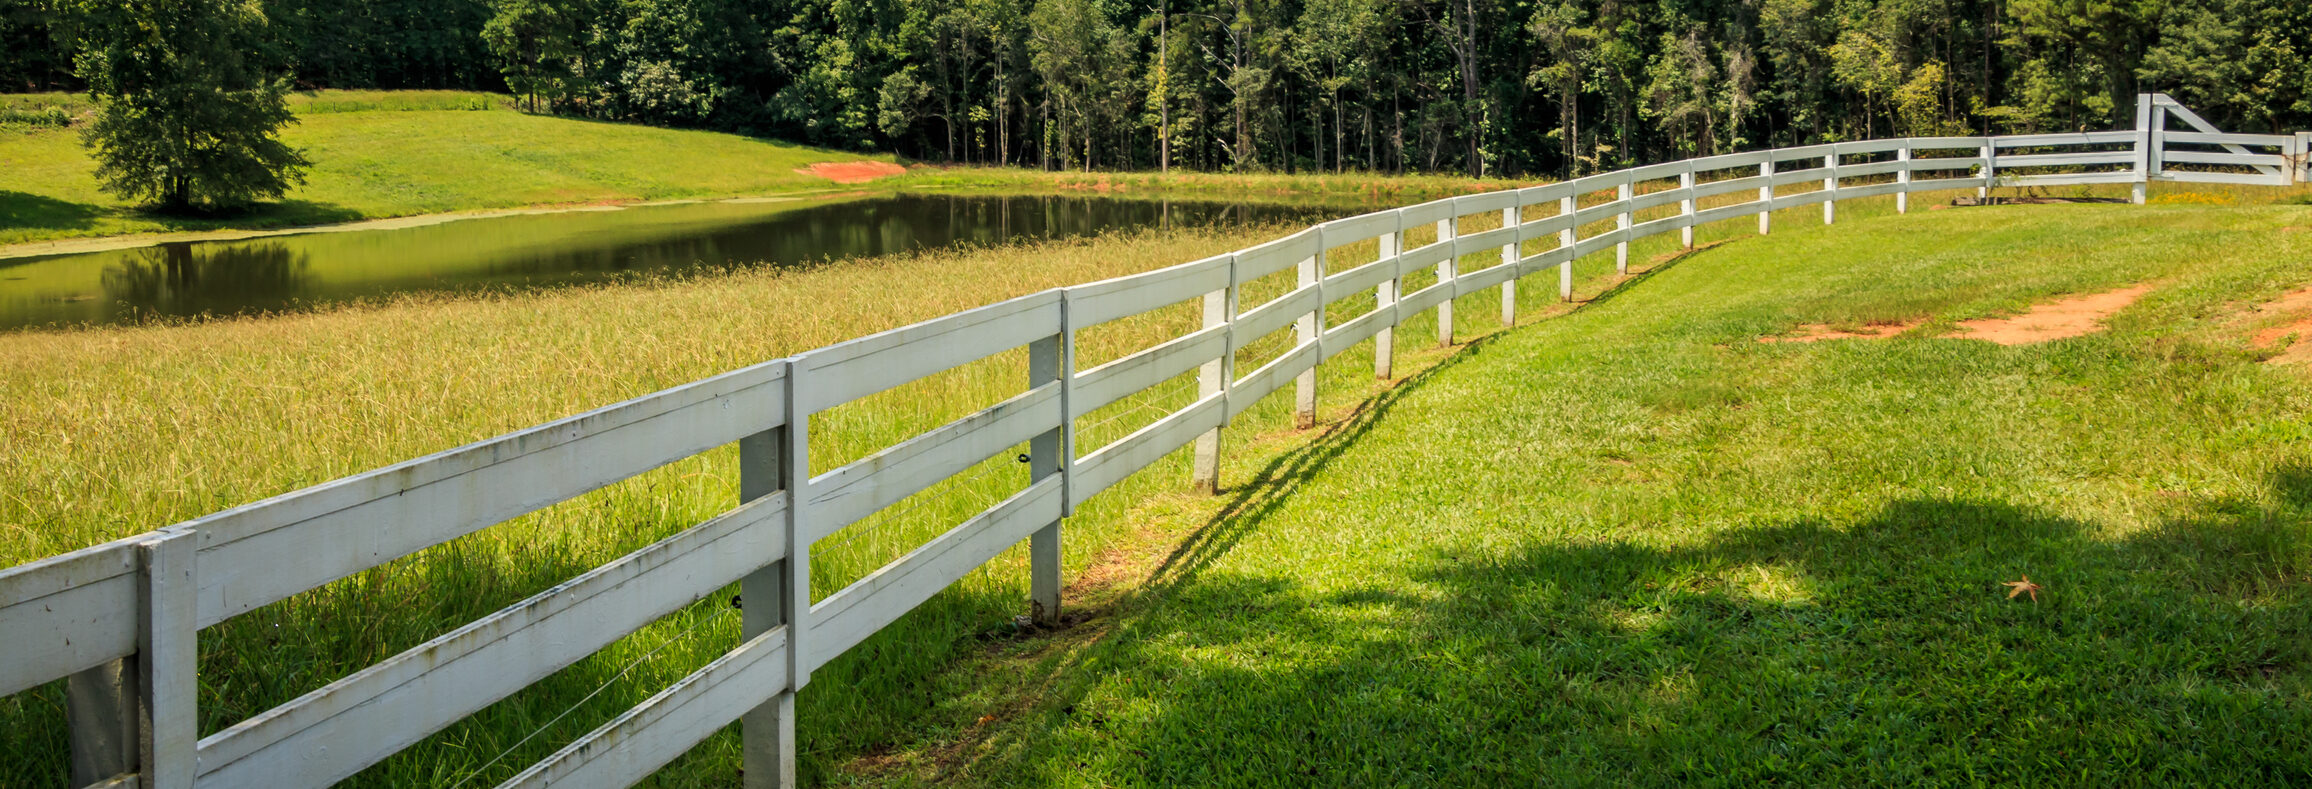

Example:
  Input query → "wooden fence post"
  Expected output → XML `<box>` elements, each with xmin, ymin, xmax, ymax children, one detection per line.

<box><xmin>740</xmin><ymin>425</ymin><xmax>797</xmax><ymax>789</ymax></box>
<box><xmin>141</xmin><ymin>530</ymin><xmax>197</xmax><ymax>789</ymax></box>
<box><xmin>1558</xmin><ymin>194</ymin><xmax>1576</xmax><ymax>301</ymax></box>
<box><xmin>2295</xmin><ymin>132</ymin><xmax>2311</xmax><ymax>184</ymax></box>
<box><xmin>69</xmin><ymin>530</ymin><xmax>198</xmax><ymax>789</ymax></box>
<box><xmin>1614</xmin><ymin>179</ymin><xmax>1632</xmax><ymax>275</ymax></box>
<box><xmin>1822</xmin><ymin>152</ymin><xmax>1838</xmax><ymax>224</ymax></box>
<box><xmin>1191</xmin><ymin>277</ymin><xmax>1230</xmax><ymax>492</ymax></box>
<box><xmin>747</xmin><ymin>361</ymin><xmax>813</xmax><ymax>789</ymax></box>
<box><xmin>1294</xmin><ymin>242</ymin><xmax>1321</xmax><ymax>429</ymax></box>
<box><xmin>1028</xmin><ymin>329</ymin><xmax>1065</xmax><ymax>624</ymax></box>
<box><xmin>1375</xmin><ymin>230</ymin><xmax>1398</xmax><ymax>380</ymax></box>
<box><xmin>1897</xmin><ymin>145</ymin><xmax>1912</xmax><ymax>213</ymax></box>
<box><xmin>1758</xmin><ymin>159</ymin><xmax>1774</xmax><ymax>235</ymax></box>
<box><xmin>1678</xmin><ymin>166</ymin><xmax>1696</xmax><ymax>249</ymax></box>
<box><xmin>67</xmin><ymin>659</ymin><xmax>135</xmax><ymax>785</ymax></box>
<box><xmin>68</xmin><ymin>529</ymin><xmax>197</xmax><ymax>789</ymax></box>
<box><xmin>1436</xmin><ymin>217</ymin><xmax>1457</xmax><ymax>345</ymax></box>
<box><xmin>2132</xmin><ymin>93</ymin><xmax>2153</xmax><ymax>205</ymax></box>
<box><xmin>2149</xmin><ymin>104</ymin><xmax>2169</xmax><ymax>188</ymax></box>
<box><xmin>1980</xmin><ymin>141</ymin><xmax>1995</xmax><ymax>201</ymax></box>
<box><xmin>1499</xmin><ymin>205</ymin><xmax>1519</xmax><ymax>326</ymax></box>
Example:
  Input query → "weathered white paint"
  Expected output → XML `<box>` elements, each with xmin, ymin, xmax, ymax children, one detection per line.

<box><xmin>803</xmin><ymin>385</ymin><xmax>1060</xmax><ymax>539</ymax></box>
<box><xmin>195</xmin><ymin>497</ymin><xmax>788</xmax><ymax>788</ymax></box>
<box><xmin>1758</xmin><ymin>160</ymin><xmax>1774</xmax><ymax>235</ymax></box>
<box><xmin>1677</xmin><ymin>170</ymin><xmax>1696</xmax><ymax>248</ymax></box>
<box><xmin>179</xmin><ymin>359</ymin><xmax>790</xmax><ymax>630</ymax></box>
<box><xmin>814</xmin><ymin>478</ymin><xmax>1063</xmax><ymax>662</ymax></box>
<box><xmin>1068</xmin><ymin>254</ymin><xmax>1230</xmax><ymax>328</ymax></box>
<box><xmin>1027</xmin><ymin>331</ymin><xmax>1064</xmax><ymax>625</ymax></box>
<box><xmin>143</xmin><ymin>530</ymin><xmax>198</xmax><ymax>789</ymax></box>
<box><xmin>1500</xmin><ymin>206</ymin><xmax>1520</xmax><ymax>325</ymax></box>
<box><xmin>5</xmin><ymin>539</ymin><xmax>142</xmax><ymax>698</ymax></box>
<box><xmin>1292</xmin><ymin>243</ymin><xmax>1322</xmax><ymax>429</ymax></box>
<box><xmin>1898</xmin><ymin>146</ymin><xmax>1914</xmax><ymax>213</ymax></box>
<box><xmin>738</xmin><ymin>427</ymin><xmax>792</xmax><ymax>789</ymax></box>
<box><xmin>1558</xmin><ymin>194</ymin><xmax>1576</xmax><ymax>301</ymax></box>
<box><xmin>1614</xmin><ymin>180</ymin><xmax>1633</xmax><ymax>275</ymax></box>
<box><xmin>1374</xmin><ymin>231</ymin><xmax>1399</xmax><ymax>380</ymax></box>
<box><xmin>1073</xmin><ymin>397</ymin><xmax>1226</xmax><ymax>506</ymax></box>
<box><xmin>500</xmin><ymin>626</ymin><xmax>792</xmax><ymax>788</ymax></box>
<box><xmin>1191</xmin><ymin>283</ymin><xmax>1231</xmax><ymax>494</ymax></box>
<box><xmin>1435</xmin><ymin>218</ymin><xmax>1456</xmax><ymax>345</ymax></box>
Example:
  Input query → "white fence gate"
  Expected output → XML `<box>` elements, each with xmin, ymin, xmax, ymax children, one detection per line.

<box><xmin>2</xmin><ymin>94</ymin><xmax>2305</xmax><ymax>789</ymax></box>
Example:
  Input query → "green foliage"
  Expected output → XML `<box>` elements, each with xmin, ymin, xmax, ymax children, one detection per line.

<box><xmin>8</xmin><ymin>0</ymin><xmax>2312</xmax><ymax>179</ymax></box>
<box><xmin>55</xmin><ymin>0</ymin><xmax>310</xmax><ymax>211</ymax></box>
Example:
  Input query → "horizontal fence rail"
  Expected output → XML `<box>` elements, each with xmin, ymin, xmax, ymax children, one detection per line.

<box><xmin>3</xmin><ymin>93</ymin><xmax>2305</xmax><ymax>789</ymax></box>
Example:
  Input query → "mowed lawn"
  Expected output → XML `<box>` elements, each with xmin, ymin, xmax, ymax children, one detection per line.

<box><xmin>0</xmin><ymin>91</ymin><xmax>889</xmax><ymax>246</ymax></box>
<box><xmin>855</xmin><ymin>203</ymin><xmax>2312</xmax><ymax>786</ymax></box>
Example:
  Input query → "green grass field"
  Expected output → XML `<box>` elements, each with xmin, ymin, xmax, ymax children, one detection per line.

<box><xmin>823</xmin><ymin>201</ymin><xmax>2312</xmax><ymax>786</ymax></box>
<box><xmin>0</xmin><ymin>90</ymin><xmax>896</xmax><ymax>246</ymax></box>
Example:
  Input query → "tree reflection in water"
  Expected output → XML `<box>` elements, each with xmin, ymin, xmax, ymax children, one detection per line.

<box><xmin>101</xmin><ymin>242</ymin><xmax>310</xmax><ymax>322</ymax></box>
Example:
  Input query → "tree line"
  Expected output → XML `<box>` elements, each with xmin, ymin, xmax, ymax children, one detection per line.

<box><xmin>6</xmin><ymin>0</ymin><xmax>2309</xmax><ymax>179</ymax></box>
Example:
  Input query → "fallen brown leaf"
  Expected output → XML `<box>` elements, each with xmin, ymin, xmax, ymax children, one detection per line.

<box><xmin>2003</xmin><ymin>575</ymin><xmax>2044</xmax><ymax>603</ymax></box>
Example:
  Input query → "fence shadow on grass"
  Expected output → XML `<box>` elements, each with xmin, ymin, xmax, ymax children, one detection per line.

<box><xmin>1140</xmin><ymin>331</ymin><xmax>1504</xmax><ymax>599</ymax></box>
<box><xmin>961</xmin><ymin>461</ymin><xmax>2312</xmax><ymax>785</ymax></box>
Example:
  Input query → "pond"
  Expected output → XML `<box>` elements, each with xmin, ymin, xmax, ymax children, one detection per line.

<box><xmin>0</xmin><ymin>192</ymin><xmax>1356</xmax><ymax>331</ymax></box>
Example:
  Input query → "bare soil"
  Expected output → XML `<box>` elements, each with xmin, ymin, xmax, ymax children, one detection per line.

<box><xmin>1759</xmin><ymin>320</ymin><xmax>1925</xmax><ymax>343</ymax></box>
<box><xmin>2247</xmin><ymin>287</ymin><xmax>2312</xmax><ymax>364</ymax></box>
<box><xmin>1945</xmin><ymin>285</ymin><xmax>2154</xmax><ymax>345</ymax></box>
<box><xmin>801</xmin><ymin>161</ymin><xmax>909</xmax><ymax>184</ymax></box>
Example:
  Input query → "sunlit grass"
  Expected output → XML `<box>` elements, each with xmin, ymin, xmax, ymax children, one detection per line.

<box><xmin>826</xmin><ymin>201</ymin><xmax>2312</xmax><ymax>786</ymax></box>
<box><xmin>0</xmin><ymin>90</ymin><xmax>890</xmax><ymax>246</ymax></box>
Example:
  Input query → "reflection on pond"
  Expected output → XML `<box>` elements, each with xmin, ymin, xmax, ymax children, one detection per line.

<box><xmin>101</xmin><ymin>242</ymin><xmax>312</xmax><ymax>320</ymax></box>
<box><xmin>0</xmin><ymin>192</ymin><xmax>1351</xmax><ymax>331</ymax></box>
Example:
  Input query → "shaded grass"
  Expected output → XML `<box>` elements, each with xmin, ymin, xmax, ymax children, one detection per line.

<box><xmin>825</xmin><ymin>202</ymin><xmax>2312</xmax><ymax>786</ymax></box>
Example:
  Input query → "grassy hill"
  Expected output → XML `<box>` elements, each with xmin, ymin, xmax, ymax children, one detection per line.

<box><xmin>0</xmin><ymin>91</ymin><xmax>896</xmax><ymax>246</ymax></box>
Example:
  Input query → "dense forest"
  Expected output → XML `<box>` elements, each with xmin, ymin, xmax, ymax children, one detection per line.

<box><xmin>4</xmin><ymin>0</ymin><xmax>2309</xmax><ymax>177</ymax></box>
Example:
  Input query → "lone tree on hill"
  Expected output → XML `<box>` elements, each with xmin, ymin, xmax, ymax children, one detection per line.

<box><xmin>56</xmin><ymin>0</ymin><xmax>309</xmax><ymax>212</ymax></box>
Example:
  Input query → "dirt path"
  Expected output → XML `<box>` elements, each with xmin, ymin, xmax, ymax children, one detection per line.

<box><xmin>1945</xmin><ymin>284</ymin><xmax>2154</xmax><ymax>345</ymax></box>
<box><xmin>801</xmin><ymin>161</ymin><xmax>909</xmax><ymax>184</ymax></box>
<box><xmin>1759</xmin><ymin>320</ymin><xmax>1925</xmax><ymax>343</ymax></box>
<box><xmin>2248</xmin><ymin>287</ymin><xmax>2312</xmax><ymax>364</ymax></box>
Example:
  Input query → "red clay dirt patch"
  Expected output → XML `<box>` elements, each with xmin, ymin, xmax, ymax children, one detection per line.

<box><xmin>2247</xmin><ymin>287</ymin><xmax>2312</xmax><ymax>365</ymax></box>
<box><xmin>800</xmin><ymin>161</ymin><xmax>908</xmax><ymax>184</ymax></box>
<box><xmin>1759</xmin><ymin>319</ymin><xmax>1926</xmax><ymax>343</ymax></box>
<box><xmin>1944</xmin><ymin>285</ymin><xmax>2154</xmax><ymax>346</ymax></box>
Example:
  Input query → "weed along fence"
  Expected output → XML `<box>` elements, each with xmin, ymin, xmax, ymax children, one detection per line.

<box><xmin>3</xmin><ymin>94</ymin><xmax>2305</xmax><ymax>789</ymax></box>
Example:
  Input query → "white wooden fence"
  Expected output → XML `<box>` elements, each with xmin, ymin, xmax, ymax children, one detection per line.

<box><xmin>3</xmin><ymin>94</ymin><xmax>2304</xmax><ymax>789</ymax></box>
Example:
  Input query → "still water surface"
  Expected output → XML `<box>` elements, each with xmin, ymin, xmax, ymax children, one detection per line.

<box><xmin>0</xmin><ymin>192</ymin><xmax>1350</xmax><ymax>331</ymax></box>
